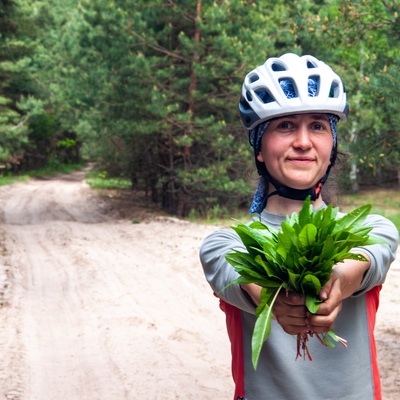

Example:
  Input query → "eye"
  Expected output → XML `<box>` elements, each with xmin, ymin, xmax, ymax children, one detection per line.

<box><xmin>276</xmin><ymin>121</ymin><xmax>294</xmax><ymax>130</ymax></box>
<box><xmin>312</xmin><ymin>122</ymin><xmax>328</xmax><ymax>131</ymax></box>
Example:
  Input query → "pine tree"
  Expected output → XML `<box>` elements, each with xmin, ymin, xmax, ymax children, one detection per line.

<box><xmin>0</xmin><ymin>0</ymin><xmax>30</xmax><ymax>168</ymax></box>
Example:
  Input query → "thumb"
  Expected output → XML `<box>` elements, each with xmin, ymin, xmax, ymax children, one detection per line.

<box><xmin>319</xmin><ymin>272</ymin><xmax>341</xmax><ymax>301</ymax></box>
<box><xmin>319</xmin><ymin>278</ymin><xmax>334</xmax><ymax>301</ymax></box>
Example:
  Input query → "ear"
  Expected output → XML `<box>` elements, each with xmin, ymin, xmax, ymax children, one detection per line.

<box><xmin>256</xmin><ymin>152</ymin><xmax>264</xmax><ymax>163</ymax></box>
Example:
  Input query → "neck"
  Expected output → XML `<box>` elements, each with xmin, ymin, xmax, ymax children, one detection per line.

<box><xmin>265</xmin><ymin>185</ymin><xmax>325</xmax><ymax>215</ymax></box>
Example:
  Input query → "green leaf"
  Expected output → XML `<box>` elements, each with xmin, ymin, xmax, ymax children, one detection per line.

<box><xmin>288</xmin><ymin>270</ymin><xmax>301</xmax><ymax>291</ymax></box>
<box><xmin>320</xmin><ymin>202</ymin><xmax>338</xmax><ymax>226</ymax></box>
<box><xmin>297</xmin><ymin>255</ymin><xmax>312</xmax><ymax>268</ymax></box>
<box><xmin>333</xmin><ymin>205</ymin><xmax>371</xmax><ymax>233</ymax></box>
<box><xmin>252</xmin><ymin>303</ymin><xmax>271</xmax><ymax>369</ymax></box>
<box><xmin>275</xmin><ymin>244</ymin><xmax>288</xmax><ymax>261</ymax></box>
<box><xmin>251</xmin><ymin>286</ymin><xmax>281</xmax><ymax>369</ymax></box>
<box><xmin>231</xmin><ymin>222</ymin><xmax>280</xmax><ymax>257</ymax></box>
<box><xmin>221</xmin><ymin>276</ymin><xmax>276</xmax><ymax>293</ymax></box>
<box><xmin>319</xmin><ymin>235</ymin><xmax>335</xmax><ymax>260</ymax></box>
<box><xmin>301</xmin><ymin>274</ymin><xmax>321</xmax><ymax>297</ymax></box>
<box><xmin>226</xmin><ymin>254</ymin><xmax>266</xmax><ymax>280</ymax></box>
<box><xmin>231</xmin><ymin>223</ymin><xmax>266</xmax><ymax>251</ymax></box>
<box><xmin>298</xmin><ymin>223</ymin><xmax>317</xmax><ymax>247</ymax></box>
<box><xmin>323</xmin><ymin>329</ymin><xmax>348</xmax><ymax>348</ymax></box>
<box><xmin>259</xmin><ymin>238</ymin><xmax>280</xmax><ymax>260</ymax></box>
<box><xmin>298</xmin><ymin>195</ymin><xmax>312</xmax><ymax>226</ymax></box>
<box><xmin>255</xmin><ymin>288</ymin><xmax>276</xmax><ymax>316</ymax></box>
<box><xmin>254</xmin><ymin>255</ymin><xmax>284</xmax><ymax>281</ymax></box>
<box><xmin>364</xmin><ymin>234</ymin><xmax>390</xmax><ymax>246</ymax></box>
<box><xmin>279</xmin><ymin>222</ymin><xmax>299</xmax><ymax>250</ymax></box>
<box><xmin>226</xmin><ymin>252</ymin><xmax>264</xmax><ymax>275</ymax></box>
<box><xmin>305</xmin><ymin>294</ymin><xmax>322</xmax><ymax>314</ymax></box>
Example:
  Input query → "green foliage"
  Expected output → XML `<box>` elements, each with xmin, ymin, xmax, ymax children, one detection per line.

<box><xmin>2</xmin><ymin>0</ymin><xmax>400</xmax><ymax>215</ymax></box>
<box><xmin>86</xmin><ymin>170</ymin><xmax>132</xmax><ymax>190</ymax></box>
<box><xmin>225</xmin><ymin>196</ymin><xmax>387</xmax><ymax>369</ymax></box>
<box><xmin>324</xmin><ymin>0</ymin><xmax>400</xmax><ymax>183</ymax></box>
<box><xmin>0</xmin><ymin>173</ymin><xmax>29</xmax><ymax>186</ymax></box>
<box><xmin>0</xmin><ymin>0</ymin><xmax>31</xmax><ymax>164</ymax></box>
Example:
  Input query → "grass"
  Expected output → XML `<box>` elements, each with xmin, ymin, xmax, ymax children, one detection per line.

<box><xmin>0</xmin><ymin>174</ymin><xmax>30</xmax><ymax>186</ymax></box>
<box><xmin>85</xmin><ymin>170</ymin><xmax>132</xmax><ymax>190</ymax></box>
<box><xmin>29</xmin><ymin>163</ymin><xmax>85</xmax><ymax>177</ymax></box>
<box><xmin>0</xmin><ymin>163</ymin><xmax>85</xmax><ymax>187</ymax></box>
<box><xmin>189</xmin><ymin>210</ymin><xmax>249</xmax><ymax>227</ymax></box>
<box><xmin>0</xmin><ymin>163</ymin><xmax>131</xmax><ymax>191</ymax></box>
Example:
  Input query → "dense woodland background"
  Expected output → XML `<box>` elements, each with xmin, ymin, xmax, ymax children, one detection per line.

<box><xmin>1</xmin><ymin>0</ymin><xmax>400</xmax><ymax>217</ymax></box>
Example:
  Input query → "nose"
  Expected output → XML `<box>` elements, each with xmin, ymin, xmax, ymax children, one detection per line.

<box><xmin>292</xmin><ymin>124</ymin><xmax>312</xmax><ymax>149</ymax></box>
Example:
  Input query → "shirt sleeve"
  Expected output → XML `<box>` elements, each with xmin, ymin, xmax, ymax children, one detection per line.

<box><xmin>352</xmin><ymin>213</ymin><xmax>399</xmax><ymax>296</ymax></box>
<box><xmin>199</xmin><ymin>228</ymin><xmax>257</xmax><ymax>314</ymax></box>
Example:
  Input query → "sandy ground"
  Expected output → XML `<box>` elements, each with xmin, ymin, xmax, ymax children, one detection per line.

<box><xmin>0</xmin><ymin>169</ymin><xmax>399</xmax><ymax>400</ymax></box>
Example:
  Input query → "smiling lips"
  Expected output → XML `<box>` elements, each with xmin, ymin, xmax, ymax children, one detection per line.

<box><xmin>287</xmin><ymin>156</ymin><xmax>315</xmax><ymax>163</ymax></box>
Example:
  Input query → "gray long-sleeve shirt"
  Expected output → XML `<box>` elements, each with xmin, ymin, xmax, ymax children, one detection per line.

<box><xmin>200</xmin><ymin>207</ymin><xmax>398</xmax><ymax>400</ymax></box>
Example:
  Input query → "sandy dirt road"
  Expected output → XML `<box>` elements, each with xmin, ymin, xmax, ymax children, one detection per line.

<box><xmin>0</xmin><ymin>170</ymin><xmax>399</xmax><ymax>399</ymax></box>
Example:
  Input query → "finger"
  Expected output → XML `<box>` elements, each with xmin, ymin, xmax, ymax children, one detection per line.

<box><xmin>317</xmin><ymin>280</ymin><xmax>342</xmax><ymax>316</ymax></box>
<box><xmin>280</xmin><ymin>291</ymin><xmax>306</xmax><ymax>306</ymax></box>
<box><xmin>277</xmin><ymin>315</ymin><xmax>309</xmax><ymax>335</ymax></box>
<box><xmin>307</xmin><ymin>304</ymin><xmax>341</xmax><ymax>333</ymax></box>
<box><xmin>319</xmin><ymin>276</ymin><xmax>335</xmax><ymax>301</ymax></box>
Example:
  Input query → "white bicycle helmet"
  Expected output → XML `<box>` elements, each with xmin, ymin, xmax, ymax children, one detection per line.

<box><xmin>239</xmin><ymin>53</ymin><xmax>348</xmax><ymax>131</ymax></box>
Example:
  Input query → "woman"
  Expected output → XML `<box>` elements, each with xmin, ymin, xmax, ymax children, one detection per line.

<box><xmin>199</xmin><ymin>53</ymin><xmax>398</xmax><ymax>400</ymax></box>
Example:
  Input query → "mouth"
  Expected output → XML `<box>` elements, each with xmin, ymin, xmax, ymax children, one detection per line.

<box><xmin>287</xmin><ymin>157</ymin><xmax>315</xmax><ymax>163</ymax></box>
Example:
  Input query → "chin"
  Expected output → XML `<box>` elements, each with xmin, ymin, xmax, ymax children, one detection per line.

<box><xmin>285</xmin><ymin>175</ymin><xmax>321</xmax><ymax>190</ymax></box>
<box><xmin>286</xmin><ymin>182</ymin><xmax>317</xmax><ymax>190</ymax></box>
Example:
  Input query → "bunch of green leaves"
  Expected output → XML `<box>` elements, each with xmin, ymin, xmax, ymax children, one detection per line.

<box><xmin>225</xmin><ymin>197</ymin><xmax>387</xmax><ymax>369</ymax></box>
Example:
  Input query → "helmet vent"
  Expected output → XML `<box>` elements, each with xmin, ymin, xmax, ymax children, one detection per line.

<box><xmin>255</xmin><ymin>88</ymin><xmax>275</xmax><ymax>104</ymax></box>
<box><xmin>308</xmin><ymin>75</ymin><xmax>320</xmax><ymax>96</ymax></box>
<box><xmin>329</xmin><ymin>81</ymin><xmax>340</xmax><ymax>98</ymax></box>
<box><xmin>248</xmin><ymin>73</ymin><xmax>260</xmax><ymax>83</ymax></box>
<box><xmin>279</xmin><ymin>78</ymin><xmax>298</xmax><ymax>99</ymax></box>
<box><xmin>271</xmin><ymin>62</ymin><xmax>287</xmax><ymax>72</ymax></box>
<box><xmin>245</xmin><ymin>90</ymin><xmax>253</xmax><ymax>102</ymax></box>
<box><xmin>306</xmin><ymin>60</ymin><xmax>318</xmax><ymax>69</ymax></box>
<box><xmin>239</xmin><ymin>96</ymin><xmax>252</xmax><ymax>111</ymax></box>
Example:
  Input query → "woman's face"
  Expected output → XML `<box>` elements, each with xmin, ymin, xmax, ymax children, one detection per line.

<box><xmin>256</xmin><ymin>113</ymin><xmax>333</xmax><ymax>191</ymax></box>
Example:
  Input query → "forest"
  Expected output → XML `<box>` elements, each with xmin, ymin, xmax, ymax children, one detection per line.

<box><xmin>1</xmin><ymin>0</ymin><xmax>400</xmax><ymax>217</ymax></box>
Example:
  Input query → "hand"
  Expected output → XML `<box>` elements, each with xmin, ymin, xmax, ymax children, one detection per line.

<box><xmin>272</xmin><ymin>291</ymin><xmax>308</xmax><ymax>335</ymax></box>
<box><xmin>307</xmin><ymin>273</ymin><xmax>343</xmax><ymax>334</ymax></box>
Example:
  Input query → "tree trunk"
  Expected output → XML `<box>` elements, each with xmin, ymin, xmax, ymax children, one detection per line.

<box><xmin>186</xmin><ymin>0</ymin><xmax>201</xmax><ymax>166</ymax></box>
<box><xmin>349</xmin><ymin>162</ymin><xmax>359</xmax><ymax>192</ymax></box>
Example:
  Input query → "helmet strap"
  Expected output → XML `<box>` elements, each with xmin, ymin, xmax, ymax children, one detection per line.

<box><xmin>258</xmin><ymin>162</ymin><xmax>332</xmax><ymax>204</ymax></box>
